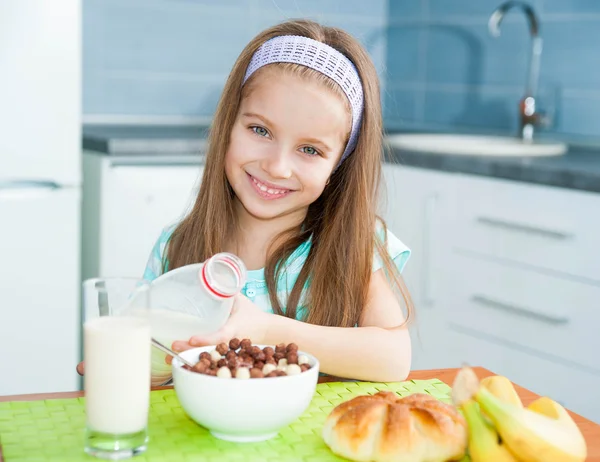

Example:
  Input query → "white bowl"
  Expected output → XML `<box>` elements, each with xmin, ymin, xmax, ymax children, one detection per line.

<box><xmin>172</xmin><ymin>345</ymin><xmax>320</xmax><ymax>442</ymax></box>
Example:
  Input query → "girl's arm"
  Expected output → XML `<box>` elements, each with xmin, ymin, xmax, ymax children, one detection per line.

<box><xmin>262</xmin><ymin>268</ymin><xmax>411</xmax><ymax>382</ymax></box>
<box><xmin>179</xmin><ymin>268</ymin><xmax>411</xmax><ymax>382</ymax></box>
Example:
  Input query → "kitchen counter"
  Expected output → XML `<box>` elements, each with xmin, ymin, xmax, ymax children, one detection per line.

<box><xmin>1</xmin><ymin>367</ymin><xmax>599</xmax><ymax>460</ymax></box>
<box><xmin>387</xmin><ymin>143</ymin><xmax>600</xmax><ymax>194</ymax></box>
<box><xmin>82</xmin><ymin>125</ymin><xmax>600</xmax><ymax>194</ymax></box>
<box><xmin>82</xmin><ymin>124</ymin><xmax>209</xmax><ymax>157</ymax></box>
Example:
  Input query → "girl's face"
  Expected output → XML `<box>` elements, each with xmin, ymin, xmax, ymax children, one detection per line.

<box><xmin>225</xmin><ymin>68</ymin><xmax>350</xmax><ymax>224</ymax></box>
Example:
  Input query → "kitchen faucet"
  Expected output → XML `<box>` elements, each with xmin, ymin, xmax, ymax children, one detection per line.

<box><xmin>489</xmin><ymin>1</ymin><xmax>546</xmax><ymax>142</ymax></box>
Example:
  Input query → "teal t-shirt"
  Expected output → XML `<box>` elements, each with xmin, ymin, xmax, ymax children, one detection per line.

<box><xmin>142</xmin><ymin>221</ymin><xmax>410</xmax><ymax>320</ymax></box>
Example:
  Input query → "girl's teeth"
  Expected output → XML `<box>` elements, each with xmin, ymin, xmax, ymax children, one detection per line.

<box><xmin>252</xmin><ymin>176</ymin><xmax>287</xmax><ymax>195</ymax></box>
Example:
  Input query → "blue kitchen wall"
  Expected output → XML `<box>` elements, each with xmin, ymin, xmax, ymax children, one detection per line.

<box><xmin>83</xmin><ymin>0</ymin><xmax>387</xmax><ymax>119</ymax></box>
<box><xmin>385</xmin><ymin>0</ymin><xmax>600</xmax><ymax>141</ymax></box>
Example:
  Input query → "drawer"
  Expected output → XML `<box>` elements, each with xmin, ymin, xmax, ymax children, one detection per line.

<box><xmin>101</xmin><ymin>164</ymin><xmax>203</xmax><ymax>278</ymax></box>
<box><xmin>442</xmin><ymin>253</ymin><xmax>600</xmax><ymax>373</ymax></box>
<box><xmin>437</xmin><ymin>326</ymin><xmax>600</xmax><ymax>423</ymax></box>
<box><xmin>452</xmin><ymin>175</ymin><xmax>600</xmax><ymax>282</ymax></box>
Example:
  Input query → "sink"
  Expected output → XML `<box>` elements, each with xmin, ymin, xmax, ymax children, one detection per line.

<box><xmin>385</xmin><ymin>134</ymin><xmax>568</xmax><ymax>157</ymax></box>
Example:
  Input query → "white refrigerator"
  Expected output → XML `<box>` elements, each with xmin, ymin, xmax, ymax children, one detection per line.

<box><xmin>0</xmin><ymin>0</ymin><xmax>82</xmax><ymax>394</ymax></box>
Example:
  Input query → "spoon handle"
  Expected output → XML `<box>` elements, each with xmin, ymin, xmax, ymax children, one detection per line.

<box><xmin>151</xmin><ymin>338</ymin><xmax>196</xmax><ymax>369</ymax></box>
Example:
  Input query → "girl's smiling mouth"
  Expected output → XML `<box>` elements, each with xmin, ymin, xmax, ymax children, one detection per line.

<box><xmin>247</xmin><ymin>172</ymin><xmax>294</xmax><ymax>200</ymax></box>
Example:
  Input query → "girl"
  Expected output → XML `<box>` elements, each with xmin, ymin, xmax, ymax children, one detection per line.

<box><xmin>143</xmin><ymin>19</ymin><xmax>414</xmax><ymax>382</ymax></box>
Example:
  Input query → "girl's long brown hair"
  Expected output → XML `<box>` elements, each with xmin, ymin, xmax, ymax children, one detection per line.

<box><xmin>165</xmin><ymin>19</ymin><xmax>414</xmax><ymax>328</ymax></box>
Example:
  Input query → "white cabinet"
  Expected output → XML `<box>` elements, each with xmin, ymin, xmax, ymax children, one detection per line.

<box><xmin>82</xmin><ymin>152</ymin><xmax>203</xmax><ymax>280</ymax></box>
<box><xmin>380</xmin><ymin>165</ymin><xmax>457</xmax><ymax>370</ymax></box>
<box><xmin>381</xmin><ymin>164</ymin><xmax>600</xmax><ymax>423</ymax></box>
<box><xmin>451</xmin><ymin>174</ymin><xmax>600</xmax><ymax>283</ymax></box>
<box><xmin>438</xmin><ymin>323</ymin><xmax>600</xmax><ymax>421</ymax></box>
<box><xmin>444</xmin><ymin>254</ymin><xmax>600</xmax><ymax>372</ymax></box>
<box><xmin>0</xmin><ymin>188</ymin><xmax>81</xmax><ymax>394</ymax></box>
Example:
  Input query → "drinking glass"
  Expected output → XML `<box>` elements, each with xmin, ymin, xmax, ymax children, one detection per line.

<box><xmin>82</xmin><ymin>278</ymin><xmax>151</xmax><ymax>460</ymax></box>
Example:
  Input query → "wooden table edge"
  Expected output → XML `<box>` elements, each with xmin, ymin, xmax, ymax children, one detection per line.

<box><xmin>1</xmin><ymin>366</ymin><xmax>598</xmax><ymax>461</ymax></box>
<box><xmin>1</xmin><ymin>367</ymin><xmax>488</xmax><ymax>403</ymax></box>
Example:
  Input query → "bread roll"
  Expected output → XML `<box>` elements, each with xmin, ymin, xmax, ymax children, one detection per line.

<box><xmin>322</xmin><ymin>391</ymin><xmax>467</xmax><ymax>462</ymax></box>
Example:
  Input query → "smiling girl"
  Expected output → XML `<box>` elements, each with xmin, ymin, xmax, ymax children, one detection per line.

<box><xmin>143</xmin><ymin>19</ymin><xmax>414</xmax><ymax>382</ymax></box>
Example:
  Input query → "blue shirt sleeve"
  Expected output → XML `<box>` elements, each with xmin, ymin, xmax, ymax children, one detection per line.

<box><xmin>142</xmin><ymin>226</ymin><xmax>175</xmax><ymax>282</ymax></box>
<box><xmin>372</xmin><ymin>220</ymin><xmax>411</xmax><ymax>274</ymax></box>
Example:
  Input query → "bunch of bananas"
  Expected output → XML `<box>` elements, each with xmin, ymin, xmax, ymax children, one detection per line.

<box><xmin>452</xmin><ymin>367</ymin><xmax>587</xmax><ymax>462</ymax></box>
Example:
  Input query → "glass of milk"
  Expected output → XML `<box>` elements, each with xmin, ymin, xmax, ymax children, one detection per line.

<box><xmin>82</xmin><ymin>278</ymin><xmax>151</xmax><ymax>459</ymax></box>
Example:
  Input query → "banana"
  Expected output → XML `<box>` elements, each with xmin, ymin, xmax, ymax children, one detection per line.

<box><xmin>481</xmin><ymin>375</ymin><xmax>523</xmax><ymax>408</ymax></box>
<box><xmin>474</xmin><ymin>378</ymin><xmax>587</xmax><ymax>462</ymax></box>
<box><xmin>452</xmin><ymin>367</ymin><xmax>588</xmax><ymax>462</ymax></box>
<box><xmin>461</xmin><ymin>399</ymin><xmax>519</xmax><ymax>462</ymax></box>
<box><xmin>453</xmin><ymin>369</ymin><xmax>519</xmax><ymax>461</ymax></box>
<box><xmin>527</xmin><ymin>396</ymin><xmax>586</xmax><ymax>437</ymax></box>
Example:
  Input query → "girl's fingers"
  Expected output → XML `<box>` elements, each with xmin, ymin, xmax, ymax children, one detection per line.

<box><xmin>189</xmin><ymin>335</ymin><xmax>215</xmax><ymax>347</ymax></box>
<box><xmin>189</xmin><ymin>330</ymin><xmax>227</xmax><ymax>347</ymax></box>
<box><xmin>171</xmin><ymin>340</ymin><xmax>193</xmax><ymax>352</ymax></box>
<box><xmin>165</xmin><ymin>341</ymin><xmax>195</xmax><ymax>364</ymax></box>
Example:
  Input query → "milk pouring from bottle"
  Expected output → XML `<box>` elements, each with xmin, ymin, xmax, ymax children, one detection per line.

<box><xmin>142</xmin><ymin>253</ymin><xmax>246</xmax><ymax>385</ymax></box>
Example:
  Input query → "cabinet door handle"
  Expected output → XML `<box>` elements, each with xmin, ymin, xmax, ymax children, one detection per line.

<box><xmin>0</xmin><ymin>180</ymin><xmax>60</xmax><ymax>199</ymax></box>
<box><xmin>475</xmin><ymin>216</ymin><xmax>572</xmax><ymax>240</ymax></box>
<box><xmin>471</xmin><ymin>295</ymin><xmax>569</xmax><ymax>325</ymax></box>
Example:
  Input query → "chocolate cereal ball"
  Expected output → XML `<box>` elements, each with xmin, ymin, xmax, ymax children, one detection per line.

<box><xmin>216</xmin><ymin>342</ymin><xmax>228</xmax><ymax>355</ymax></box>
<box><xmin>187</xmin><ymin>340</ymin><xmax>311</xmax><ymax>379</ymax></box>
<box><xmin>275</xmin><ymin>343</ymin><xmax>286</xmax><ymax>355</ymax></box>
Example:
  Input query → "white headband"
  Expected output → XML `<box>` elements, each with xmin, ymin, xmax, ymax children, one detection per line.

<box><xmin>242</xmin><ymin>35</ymin><xmax>364</xmax><ymax>165</ymax></box>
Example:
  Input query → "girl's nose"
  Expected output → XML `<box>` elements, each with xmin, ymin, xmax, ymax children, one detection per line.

<box><xmin>261</xmin><ymin>148</ymin><xmax>293</xmax><ymax>179</ymax></box>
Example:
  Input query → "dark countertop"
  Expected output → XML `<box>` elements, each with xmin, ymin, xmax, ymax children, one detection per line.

<box><xmin>82</xmin><ymin>124</ymin><xmax>600</xmax><ymax>194</ymax></box>
<box><xmin>387</xmin><ymin>144</ymin><xmax>600</xmax><ymax>194</ymax></box>
<box><xmin>82</xmin><ymin>124</ymin><xmax>209</xmax><ymax>156</ymax></box>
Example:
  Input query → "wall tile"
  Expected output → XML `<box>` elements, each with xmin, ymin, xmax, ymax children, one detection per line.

<box><xmin>384</xmin><ymin>87</ymin><xmax>419</xmax><ymax>122</ymax></box>
<box><xmin>540</xmin><ymin>19</ymin><xmax>600</xmax><ymax>90</ymax></box>
<box><xmin>388</xmin><ymin>0</ymin><xmax>422</xmax><ymax>21</ymax></box>
<box><xmin>557</xmin><ymin>94</ymin><xmax>600</xmax><ymax>137</ymax></box>
<box><xmin>120</xmin><ymin>0</ymin><xmax>238</xmax><ymax>6</ymax></box>
<box><xmin>252</xmin><ymin>0</ymin><xmax>387</xmax><ymax>19</ymax></box>
<box><xmin>82</xmin><ymin>0</ymin><xmax>104</xmax><ymax>69</ymax></box>
<box><xmin>541</xmin><ymin>0</ymin><xmax>600</xmax><ymax>14</ymax></box>
<box><xmin>86</xmin><ymin>76</ymin><xmax>224</xmax><ymax>116</ymax></box>
<box><xmin>423</xmin><ymin>88</ymin><xmax>522</xmax><ymax>132</ymax></box>
<box><xmin>99</xmin><ymin>4</ymin><xmax>253</xmax><ymax>75</ymax></box>
<box><xmin>327</xmin><ymin>21</ymin><xmax>388</xmax><ymax>74</ymax></box>
<box><xmin>83</xmin><ymin>0</ymin><xmax>390</xmax><ymax>116</ymax></box>
<box><xmin>425</xmin><ymin>21</ymin><xmax>531</xmax><ymax>87</ymax></box>
<box><xmin>250</xmin><ymin>14</ymin><xmax>389</xmax><ymax>74</ymax></box>
<box><xmin>386</xmin><ymin>26</ymin><xmax>422</xmax><ymax>82</ymax></box>
<box><xmin>248</xmin><ymin>11</ymin><xmax>324</xmax><ymax>38</ymax></box>
<box><xmin>429</xmin><ymin>0</ymin><xmax>507</xmax><ymax>19</ymax></box>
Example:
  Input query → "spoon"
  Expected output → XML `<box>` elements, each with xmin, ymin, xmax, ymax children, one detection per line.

<box><xmin>151</xmin><ymin>337</ymin><xmax>196</xmax><ymax>369</ymax></box>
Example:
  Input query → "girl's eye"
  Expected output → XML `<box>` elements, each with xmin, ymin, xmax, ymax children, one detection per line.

<box><xmin>251</xmin><ymin>126</ymin><xmax>269</xmax><ymax>137</ymax></box>
<box><xmin>301</xmin><ymin>146</ymin><xmax>319</xmax><ymax>156</ymax></box>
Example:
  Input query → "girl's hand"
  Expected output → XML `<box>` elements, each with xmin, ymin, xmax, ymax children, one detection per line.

<box><xmin>169</xmin><ymin>294</ymin><xmax>272</xmax><ymax>361</ymax></box>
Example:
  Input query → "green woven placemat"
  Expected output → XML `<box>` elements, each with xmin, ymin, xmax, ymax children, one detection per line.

<box><xmin>0</xmin><ymin>379</ymin><xmax>453</xmax><ymax>462</ymax></box>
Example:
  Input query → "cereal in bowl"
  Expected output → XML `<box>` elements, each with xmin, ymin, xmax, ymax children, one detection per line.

<box><xmin>183</xmin><ymin>338</ymin><xmax>313</xmax><ymax>378</ymax></box>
